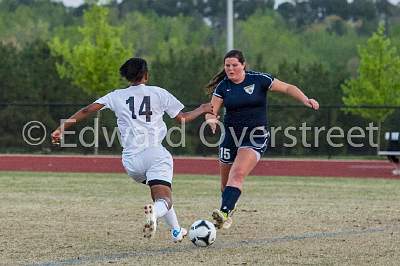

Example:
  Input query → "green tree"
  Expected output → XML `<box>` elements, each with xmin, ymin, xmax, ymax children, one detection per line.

<box><xmin>301</xmin><ymin>16</ymin><xmax>363</xmax><ymax>72</ymax></box>
<box><xmin>50</xmin><ymin>5</ymin><xmax>131</xmax><ymax>97</ymax></box>
<box><xmin>0</xmin><ymin>40</ymin><xmax>88</xmax><ymax>152</ymax></box>
<box><xmin>0</xmin><ymin>0</ymin><xmax>78</xmax><ymax>48</ymax></box>
<box><xmin>342</xmin><ymin>23</ymin><xmax>400</xmax><ymax>122</ymax></box>
<box><xmin>50</xmin><ymin>5</ymin><xmax>132</xmax><ymax>154</ymax></box>
<box><xmin>150</xmin><ymin>48</ymin><xmax>221</xmax><ymax>155</ymax></box>
<box><xmin>121</xmin><ymin>11</ymin><xmax>214</xmax><ymax>61</ymax></box>
<box><xmin>342</xmin><ymin>24</ymin><xmax>400</xmax><ymax>150</ymax></box>
<box><xmin>236</xmin><ymin>10</ymin><xmax>316</xmax><ymax>73</ymax></box>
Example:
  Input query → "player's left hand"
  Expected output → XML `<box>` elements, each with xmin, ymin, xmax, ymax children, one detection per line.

<box><xmin>205</xmin><ymin>113</ymin><xmax>220</xmax><ymax>134</ymax></box>
<box><xmin>304</xmin><ymin>98</ymin><xmax>319</xmax><ymax>110</ymax></box>
<box><xmin>51</xmin><ymin>129</ymin><xmax>62</xmax><ymax>145</ymax></box>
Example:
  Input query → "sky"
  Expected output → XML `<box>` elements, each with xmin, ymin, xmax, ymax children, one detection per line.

<box><xmin>61</xmin><ymin>0</ymin><xmax>99</xmax><ymax>7</ymax></box>
<box><xmin>61</xmin><ymin>0</ymin><xmax>400</xmax><ymax>8</ymax></box>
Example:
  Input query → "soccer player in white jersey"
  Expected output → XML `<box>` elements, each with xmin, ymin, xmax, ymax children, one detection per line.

<box><xmin>51</xmin><ymin>57</ymin><xmax>213</xmax><ymax>243</ymax></box>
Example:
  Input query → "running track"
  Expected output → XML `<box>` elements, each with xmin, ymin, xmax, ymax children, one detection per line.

<box><xmin>0</xmin><ymin>154</ymin><xmax>398</xmax><ymax>179</ymax></box>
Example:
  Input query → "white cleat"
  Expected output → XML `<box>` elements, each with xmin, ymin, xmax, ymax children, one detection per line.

<box><xmin>143</xmin><ymin>204</ymin><xmax>157</xmax><ymax>239</ymax></box>
<box><xmin>223</xmin><ymin>205</ymin><xmax>236</xmax><ymax>229</ymax></box>
<box><xmin>222</xmin><ymin>216</ymin><xmax>233</xmax><ymax>229</ymax></box>
<box><xmin>171</xmin><ymin>227</ymin><xmax>187</xmax><ymax>243</ymax></box>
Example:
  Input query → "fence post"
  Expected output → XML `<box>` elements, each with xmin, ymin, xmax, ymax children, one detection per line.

<box><xmin>94</xmin><ymin>111</ymin><xmax>100</xmax><ymax>155</ymax></box>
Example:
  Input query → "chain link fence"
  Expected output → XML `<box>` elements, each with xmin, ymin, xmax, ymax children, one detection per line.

<box><xmin>1</xmin><ymin>103</ymin><xmax>399</xmax><ymax>158</ymax></box>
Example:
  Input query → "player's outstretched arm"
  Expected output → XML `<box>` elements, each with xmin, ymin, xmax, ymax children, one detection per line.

<box><xmin>51</xmin><ymin>103</ymin><xmax>104</xmax><ymax>144</ymax></box>
<box><xmin>174</xmin><ymin>103</ymin><xmax>213</xmax><ymax>124</ymax></box>
<box><xmin>270</xmin><ymin>79</ymin><xmax>319</xmax><ymax>110</ymax></box>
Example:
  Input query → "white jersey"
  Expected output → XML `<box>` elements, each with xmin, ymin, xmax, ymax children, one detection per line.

<box><xmin>95</xmin><ymin>84</ymin><xmax>184</xmax><ymax>156</ymax></box>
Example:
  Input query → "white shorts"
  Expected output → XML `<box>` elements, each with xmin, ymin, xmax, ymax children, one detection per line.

<box><xmin>122</xmin><ymin>146</ymin><xmax>173</xmax><ymax>185</ymax></box>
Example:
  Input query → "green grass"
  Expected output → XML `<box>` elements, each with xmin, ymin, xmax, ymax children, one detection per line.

<box><xmin>1</xmin><ymin>172</ymin><xmax>400</xmax><ymax>265</ymax></box>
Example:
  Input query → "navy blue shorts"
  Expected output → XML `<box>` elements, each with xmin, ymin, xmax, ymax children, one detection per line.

<box><xmin>219</xmin><ymin>125</ymin><xmax>270</xmax><ymax>164</ymax></box>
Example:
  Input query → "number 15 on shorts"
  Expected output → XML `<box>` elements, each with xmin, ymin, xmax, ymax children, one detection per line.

<box><xmin>220</xmin><ymin>147</ymin><xmax>231</xmax><ymax>160</ymax></box>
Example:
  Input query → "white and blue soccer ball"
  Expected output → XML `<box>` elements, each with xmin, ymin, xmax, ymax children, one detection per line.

<box><xmin>189</xmin><ymin>219</ymin><xmax>216</xmax><ymax>247</ymax></box>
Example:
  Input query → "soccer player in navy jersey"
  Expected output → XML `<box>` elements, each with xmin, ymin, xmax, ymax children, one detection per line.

<box><xmin>205</xmin><ymin>50</ymin><xmax>319</xmax><ymax>229</ymax></box>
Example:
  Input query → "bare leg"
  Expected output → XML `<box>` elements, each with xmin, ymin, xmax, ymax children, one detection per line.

<box><xmin>150</xmin><ymin>184</ymin><xmax>172</xmax><ymax>209</ymax></box>
<box><xmin>396</xmin><ymin>162</ymin><xmax>400</xmax><ymax>175</ymax></box>
<box><xmin>144</xmin><ymin>184</ymin><xmax>187</xmax><ymax>242</ymax></box>
<box><xmin>143</xmin><ymin>184</ymin><xmax>172</xmax><ymax>238</ymax></box>
<box><xmin>388</xmin><ymin>156</ymin><xmax>400</xmax><ymax>175</ymax></box>
<box><xmin>226</xmin><ymin>148</ymin><xmax>259</xmax><ymax>190</ymax></box>
<box><xmin>220</xmin><ymin>162</ymin><xmax>232</xmax><ymax>193</ymax></box>
<box><xmin>213</xmin><ymin>148</ymin><xmax>259</xmax><ymax>229</ymax></box>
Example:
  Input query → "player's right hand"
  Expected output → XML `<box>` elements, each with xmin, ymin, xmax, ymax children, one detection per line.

<box><xmin>205</xmin><ymin>113</ymin><xmax>220</xmax><ymax>134</ymax></box>
<box><xmin>51</xmin><ymin>129</ymin><xmax>62</xmax><ymax>145</ymax></box>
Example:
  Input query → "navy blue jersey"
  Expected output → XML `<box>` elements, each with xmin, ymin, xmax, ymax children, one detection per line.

<box><xmin>213</xmin><ymin>70</ymin><xmax>274</xmax><ymax>128</ymax></box>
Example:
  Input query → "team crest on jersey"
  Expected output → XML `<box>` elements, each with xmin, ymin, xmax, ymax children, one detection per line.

<box><xmin>243</xmin><ymin>84</ymin><xmax>255</xmax><ymax>94</ymax></box>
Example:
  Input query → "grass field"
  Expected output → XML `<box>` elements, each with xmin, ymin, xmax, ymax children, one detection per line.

<box><xmin>1</xmin><ymin>172</ymin><xmax>400</xmax><ymax>265</ymax></box>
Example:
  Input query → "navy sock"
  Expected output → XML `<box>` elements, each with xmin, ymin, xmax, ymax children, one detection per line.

<box><xmin>220</xmin><ymin>186</ymin><xmax>241</xmax><ymax>214</ymax></box>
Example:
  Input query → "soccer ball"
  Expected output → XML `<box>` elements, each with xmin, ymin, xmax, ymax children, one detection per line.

<box><xmin>189</xmin><ymin>220</ymin><xmax>216</xmax><ymax>247</ymax></box>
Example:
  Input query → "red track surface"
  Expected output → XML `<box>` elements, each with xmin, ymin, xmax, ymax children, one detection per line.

<box><xmin>0</xmin><ymin>154</ymin><xmax>398</xmax><ymax>179</ymax></box>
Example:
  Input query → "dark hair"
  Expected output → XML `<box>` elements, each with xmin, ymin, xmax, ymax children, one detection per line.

<box><xmin>206</xmin><ymin>49</ymin><xmax>246</xmax><ymax>94</ymax></box>
<box><xmin>119</xmin><ymin>57</ymin><xmax>148</xmax><ymax>83</ymax></box>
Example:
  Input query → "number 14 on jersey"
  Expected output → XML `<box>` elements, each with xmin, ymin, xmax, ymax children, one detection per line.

<box><xmin>126</xmin><ymin>96</ymin><xmax>153</xmax><ymax>122</ymax></box>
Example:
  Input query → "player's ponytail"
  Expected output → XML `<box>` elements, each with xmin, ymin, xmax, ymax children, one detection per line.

<box><xmin>206</xmin><ymin>69</ymin><xmax>226</xmax><ymax>95</ymax></box>
<box><xmin>206</xmin><ymin>49</ymin><xmax>246</xmax><ymax>95</ymax></box>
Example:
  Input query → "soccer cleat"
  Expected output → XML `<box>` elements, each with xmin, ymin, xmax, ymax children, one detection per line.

<box><xmin>222</xmin><ymin>204</ymin><xmax>237</xmax><ymax>229</ymax></box>
<box><xmin>171</xmin><ymin>227</ymin><xmax>188</xmax><ymax>243</ymax></box>
<box><xmin>212</xmin><ymin>209</ymin><xmax>230</xmax><ymax>229</ymax></box>
<box><xmin>222</xmin><ymin>216</ymin><xmax>233</xmax><ymax>229</ymax></box>
<box><xmin>143</xmin><ymin>204</ymin><xmax>157</xmax><ymax>239</ymax></box>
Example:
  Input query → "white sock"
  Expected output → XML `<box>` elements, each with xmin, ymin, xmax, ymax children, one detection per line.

<box><xmin>154</xmin><ymin>199</ymin><xmax>169</xmax><ymax>219</ymax></box>
<box><xmin>163</xmin><ymin>206</ymin><xmax>180</xmax><ymax>230</ymax></box>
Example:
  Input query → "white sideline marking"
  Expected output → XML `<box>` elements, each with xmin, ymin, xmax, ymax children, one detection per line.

<box><xmin>30</xmin><ymin>224</ymin><xmax>400</xmax><ymax>266</ymax></box>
